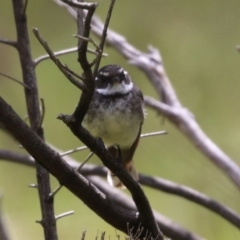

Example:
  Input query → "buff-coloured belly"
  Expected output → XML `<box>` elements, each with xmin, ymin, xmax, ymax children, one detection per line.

<box><xmin>83</xmin><ymin>107</ymin><xmax>141</xmax><ymax>148</ymax></box>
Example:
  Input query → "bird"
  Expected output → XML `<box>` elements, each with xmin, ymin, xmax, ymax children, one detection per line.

<box><xmin>82</xmin><ymin>64</ymin><xmax>145</xmax><ymax>188</ymax></box>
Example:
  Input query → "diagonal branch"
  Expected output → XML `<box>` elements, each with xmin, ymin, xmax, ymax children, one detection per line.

<box><xmin>1</xmin><ymin>148</ymin><xmax>239</xmax><ymax>230</ymax></box>
<box><xmin>33</xmin><ymin>29</ymin><xmax>85</xmax><ymax>91</ymax></box>
<box><xmin>54</xmin><ymin>1</ymin><xmax>240</xmax><ymax>190</ymax></box>
<box><xmin>144</xmin><ymin>96</ymin><xmax>240</xmax><ymax>189</ymax></box>
<box><xmin>0</xmin><ymin>97</ymin><xmax>164</xmax><ymax>239</ymax></box>
<box><xmin>0</xmin><ymin>148</ymin><xmax>204</xmax><ymax>240</ymax></box>
<box><xmin>57</xmin><ymin>1</ymin><xmax>163</xmax><ymax>239</ymax></box>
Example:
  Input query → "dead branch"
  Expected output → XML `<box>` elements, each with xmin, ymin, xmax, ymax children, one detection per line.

<box><xmin>1</xmin><ymin>149</ymin><xmax>239</xmax><ymax>231</ymax></box>
<box><xmin>0</xmin><ymin>148</ymin><xmax>204</xmax><ymax>240</ymax></box>
<box><xmin>33</xmin><ymin>29</ymin><xmax>85</xmax><ymax>91</ymax></box>
<box><xmin>54</xmin><ymin>0</ymin><xmax>240</xmax><ymax>190</ymax></box>
<box><xmin>0</xmin><ymin>37</ymin><xmax>18</xmax><ymax>48</ymax></box>
<box><xmin>0</xmin><ymin>97</ymin><xmax>164</xmax><ymax>239</ymax></box>
<box><xmin>11</xmin><ymin>0</ymin><xmax>58</xmax><ymax>239</ymax></box>
<box><xmin>55</xmin><ymin>1</ymin><xmax>163</xmax><ymax>239</ymax></box>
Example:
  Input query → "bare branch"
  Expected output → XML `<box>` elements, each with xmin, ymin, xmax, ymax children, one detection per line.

<box><xmin>11</xmin><ymin>0</ymin><xmax>58</xmax><ymax>239</ymax></box>
<box><xmin>93</xmin><ymin>0</ymin><xmax>116</xmax><ymax>76</ymax></box>
<box><xmin>56</xmin><ymin>4</ymin><xmax>163</xmax><ymax>236</ymax></box>
<box><xmin>59</xmin><ymin>131</ymin><xmax>167</xmax><ymax>157</ymax></box>
<box><xmin>21</xmin><ymin>0</ymin><xmax>28</xmax><ymax>16</ymax></box>
<box><xmin>0</xmin><ymin>97</ymin><xmax>163</xmax><ymax>239</ymax></box>
<box><xmin>1</xmin><ymin>149</ymin><xmax>239</xmax><ymax>231</ymax></box>
<box><xmin>0</xmin><ymin>37</ymin><xmax>18</xmax><ymax>48</ymax></box>
<box><xmin>34</xmin><ymin>47</ymin><xmax>107</xmax><ymax>68</ymax></box>
<box><xmin>33</xmin><ymin>28</ymin><xmax>85</xmax><ymax>91</ymax></box>
<box><xmin>140</xmin><ymin>131</ymin><xmax>167</xmax><ymax>138</ymax></box>
<box><xmin>56</xmin><ymin>3</ymin><xmax>240</xmax><ymax>190</ymax></box>
<box><xmin>144</xmin><ymin>96</ymin><xmax>240</xmax><ymax>189</ymax></box>
<box><xmin>34</xmin><ymin>47</ymin><xmax>78</xmax><ymax>67</ymax></box>
<box><xmin>55</xmin><ymin>211</ymin><xmax>74</xmax><ymax>220</ymax></box>
<box><xmin>139</xmin><ymin>175</ymin><xmax>240</xmax><ymax>229</ymax></box>
<box><xmin>0</xmin><ymin>147</ymin><xmax>204</xmax><ymax>240</ymax></box>
<box><xmin>0</xmin><ymin>72</ymin><xmax>29</xmax><ymax>89</ymax></box>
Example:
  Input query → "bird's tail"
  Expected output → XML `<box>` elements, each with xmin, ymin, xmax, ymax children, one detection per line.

<box><xmin>107</xmin><ymin>161</ymin><xmax>138</xmax><ymax>188</ymax></box>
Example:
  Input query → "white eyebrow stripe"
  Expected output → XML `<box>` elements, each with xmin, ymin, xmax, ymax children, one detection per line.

<box><xmin>117</xmin><ymin>67</ymin><xmax>124</xmax><ymax>74</ymax></box>
<box><xmin>99</xmin><ymin>71</ymin><xmax>110</xmax><ymax>76</ymax></box>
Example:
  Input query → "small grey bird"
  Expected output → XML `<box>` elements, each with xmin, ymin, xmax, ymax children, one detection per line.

<box><xmin>82</xmin><ymin>64</ymin><xmax>145</xmax><ymax>188</ymax></box>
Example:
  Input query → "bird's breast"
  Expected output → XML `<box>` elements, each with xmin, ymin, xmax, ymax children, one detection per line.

<box><xmin>82</xmin><ymin>98</ymin><xmax>143</xmax><ymax>148</ymax></box>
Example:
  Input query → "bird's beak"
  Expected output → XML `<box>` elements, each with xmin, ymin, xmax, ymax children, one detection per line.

<box><xmin>113</xmin><ymin>76</ymin><xmax>121</xmax><ymax>83</ymax></box>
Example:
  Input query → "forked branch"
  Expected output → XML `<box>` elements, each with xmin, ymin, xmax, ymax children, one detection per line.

<box><xmin>55</xmin><ymin>0</ymin><xmax>240</xmax><ymax>190</ymax></box>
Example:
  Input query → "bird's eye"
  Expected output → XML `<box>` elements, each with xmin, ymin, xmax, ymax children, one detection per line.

<box><xmin>100</xmin><ymin>75</ymin><xmax>108</xmax><ymax>82</ymax></box>
<box><xmin>119</xmin><ymin>71</ymin><xmax>126</xmax><ymax>80</ymax></box>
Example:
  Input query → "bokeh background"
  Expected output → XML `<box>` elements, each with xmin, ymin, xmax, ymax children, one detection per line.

<box><xmin>1</xmin><ymin>0</ymin><xmax>240</xmax><ymax>239</ymax></box>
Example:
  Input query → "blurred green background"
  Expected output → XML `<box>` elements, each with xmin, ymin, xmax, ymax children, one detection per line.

<box><xmin>1</xmin><ymin>0</ymin><xmax>240</xmax><ymax>239</ymax></box>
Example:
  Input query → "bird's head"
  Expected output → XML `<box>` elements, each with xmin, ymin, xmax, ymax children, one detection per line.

<box><xmin>95</xmin><ymin>65</ymin><xmax>133</xmax><ymax>95</ymax></box>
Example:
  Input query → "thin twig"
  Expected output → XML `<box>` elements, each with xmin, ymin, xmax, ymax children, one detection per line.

<box><xmin>34</xmin><ymin>47</ymin><xmax>78</xmax><ymax>66</ymax></box>
<box><xmin>0</xmin><ymin>72</ymin><xmax>29</xmax><ymax>89</ymax></box>
<box><xmin>62</xmin><ymin>4</ymin><xmax>240</xmax><ymax>190</ymax></box>
<box><xmin>93</xmin><ymin>0</ymin><xmax>116</xmax><ymax>77</ymax></box>
<box><xmin>64</xmin><ymin>64</ymin><xmax>85</xmax><ymax>81</ymax></box>
<box><xmin>29</xmin><ymin>184</ymin><xmax>38</xmax><ymax>188</ymax></box>
<box><xmin>38</xmin><ymin>98</ymin><xmax>45</xmax><ymax>128</ymax></box>
<box><xmin>140</xmin><ymin>131</ymin><xmax>167</xmax><ymax>138</ymax></box>
<box><xmin>1</xmin><ymin>149</ymin><xmax>239</xmax><ymax>229</ymax></box>
<box><xmin>0</xmin><ymin>147</ymin><xmax>203</xmax><ymax>239</ymax></box>
<box><xmin>33</xmin><ymin>28</ymin><xmax>85</xmax><ymax>91</ymax></box>
<box><xmin>59</xmin><ymin>0</ymin><xmax>163</xmax><ymax>233</ymax></box>
<box><xmin>0</xmin><ymin>38</ymin><xmax>18</xmax><ymax>48</ymax></box>
<box><xmin>60</xmin><ymin>146</ymin><xmax>88</xmax><ymax>157</ymax></box>
<box><xmin>21</xmin><ymin>0</ymin><xmax>28</xmax><ymax>16</ymax></box>
<box><xmin>34</xmin><ymin>46</ymin><xmax>107</xmax><ymax>67</ymax></box>
<box><xmin>59</xmin><ymin>131</ymin><xmax>166</xmax><ymax>157</ymax></box>
<box><xmin>49</xmin><ymin>185</ymin><xmax>63</xmax><ymax>199</ymax></box>
<box><xmin>81</xmin><ymin>231</ymin><xmax>87</xmax><ymax>240</ymax></box>
<box><xmin>74</xmin><ymin>34</ymin><xmax>99</xmax><ymax>50</ymax></box>
<box><xmin>55</xmin><ymin>210</ymin><xmax>74</xmax><ymax>220</ymax></box>
<box><xmin>77</xmin><ymin>151</ymin><xmax>94</xmax><ymax>172</ymax></box>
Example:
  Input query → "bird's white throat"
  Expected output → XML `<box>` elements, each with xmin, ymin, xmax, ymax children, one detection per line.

<box><xmin>96</xmin><ymin>81</ymin><xmax>133</xmax><ymax>95</ymax></box>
